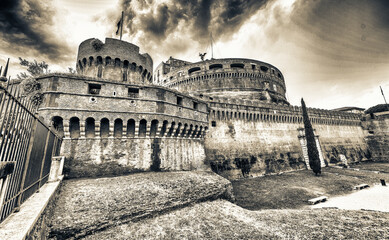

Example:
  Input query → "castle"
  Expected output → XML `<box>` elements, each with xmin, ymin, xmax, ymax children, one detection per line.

<box><xmin>35</xmin><ymin>38</ymin><xmax>374</xmax><ymax>179</ymax></box>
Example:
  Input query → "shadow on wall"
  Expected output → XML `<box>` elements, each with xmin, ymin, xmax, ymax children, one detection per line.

<box><xmin>325</xmin><ymin>146</ymin><xmax>372</xmax><ymax>166</ymax></box>
<box><xmin>207</xmin><ymin>152</ymin><xmax>306</xmax><ymax>179</ymax></box>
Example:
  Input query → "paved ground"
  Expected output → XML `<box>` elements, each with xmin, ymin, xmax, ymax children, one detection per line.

<box><xmin>312</xmin><ymin>185</ymin><xmax>389</xmax><ymax>212</ymax></box>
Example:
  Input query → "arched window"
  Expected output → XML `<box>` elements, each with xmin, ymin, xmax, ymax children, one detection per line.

<box><xmin>209</xmin><ymin>64</ymin><xmax>223</xmax><ymax>70</ymax></box>
<box><xmin>82</xmin><ymin>58</ymin><xmax>87</xmax><ymax>67</ymax></box>
<box><xmin>105</xmin><ymin>56</ymin><xmax>111</xmax><ymax>65</ymax></box>
<box><xmin>180</xmin><ymin>124</ymin><xmax>187</xmax><ymax>137</ymax></box>
<box><xmin>127</xmin><ymin>119</ymin><xmax>135</xmax><ymax>137</ymax></box>
<box><xmin>167</xmin><ymin>122</ymin><xmax>175</xmax><ymax>137</ymax></box>
<box><xmin>85</xmin><ymin>117</ymin><xmax>95</xmax><ymax>138</ymax></box>
<box><xmin>100</xmin><ymin>118</ymin><xmax>109</xmax><ymax>138</ymax></box>
<box><xmin>123</xmin><ymin>60</ymin><xmax>129</xmax><ymax>68</ymax></box>
<box><xmin>115</xmin><ymin>58</ymin><xmax>121</xmax><ymax>67</ymax></box>
<box><xmin>174</xmin><ymin>123</ymin><xmax>182</xmax><ymax>137</ymax></box>
<box><xmin>197</xmin><ymin>126</ymin><xmax>203</xmax><ymax>138</ymax></box>
<box><xmin>131</xmin><ymin>62</ymin><xmax>136</xmax><ymax>71</ymax></box>
<box><xmin>230</xmin><ymin>63</ymin><xmax>244</xmax><ymax>69</ymax></box>
<box><xmin>89</xmin><ymin>56</ymin><xmax>94</xmax><ymax>66</ymax></box>
<box><xmin>150</xmin><ymin>120</ymin><xmax>159</xmax><ymax>137</ymax></box>
<box><xmin>52</xmin><ymin>116</ymin><xmax>64</xmax><ymax>137</ymax></box>
<box><xmin>160</xmin><ymin>120</ymin><xmax>168</xmax><ymax>137</ymax></box>
<box><xmin>188</xmin><ymin>67</ymin><xmax>201</xmax><ymax>74</ymax></box>
<box><xmin>186</xmin><ymin>124</ymin><xmax>193</xmax><ymax>138</ymax></box>
<box><xmin>260</xmin><ymin>66</ymin><xmax>268</xmax><ymax>72</ymax></box>
<box><xmin>69</xmin><ymin>117</ymin><xmax>80</xmax><ymax>139</ymax></box>
<box><xmin>192</xmin><ymin>125</ymin><xmax>198</xmax><ymax>138</ymax></box>
<box><xmin>114</xmin><ymin>119</ymin><xmax>123</xmax><ymax>138</ymax></box>
<box><xmin>139</xmin><ymin>119</ymin><xmax>147</xmax><ymax>137</ymax></box>
<box><xmin>97</xmin><ymin>56</ymin><xmax>103</xmax><ymax>65</ymax></box>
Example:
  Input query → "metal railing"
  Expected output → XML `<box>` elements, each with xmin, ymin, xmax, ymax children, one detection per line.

<box><xmin>0</xmin><ymin>84</ymin><xmax>62</xmax><ymax>223</ymax></box>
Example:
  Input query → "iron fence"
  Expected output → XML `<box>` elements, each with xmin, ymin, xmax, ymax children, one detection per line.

<box><xmin>0</xmin><ymin>84</ymin><xmax>62</xmax><ymax>223</ymax></box>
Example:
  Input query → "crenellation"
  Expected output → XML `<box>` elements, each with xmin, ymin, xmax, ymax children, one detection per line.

<box><xmin>28</xmin><ymin>37</ymin><xmax>377</xmax><ymax>179</ymax></box>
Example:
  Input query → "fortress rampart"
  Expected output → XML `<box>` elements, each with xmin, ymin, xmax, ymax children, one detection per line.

<box><xmin>364</xmin><ymin>111</ymin><xmax>389</xmax><ymax>162</ymax></box>
<box><xmin>203</xmin><ymin>96</ymin><xmax>368</xmax><ymax>179</ymax></box>
<box><xmin>207</xmin><ymin>97</ymin><xmax>361</xmax><ymax>126</ymax></box>
<box><xmin>155</xmin><ymin>58</ymin><xmax>288</xmax><ymax>104</ymax></box>
<box><xmin>36</xmin><ymin>74</ymin><xmax>208</xmax><ymax>177</ymax></box>
<box><xmin>76</xmin><ymin>38</ymin><xmax>153</xmax><ymax>84</ymax></box>
<box><xmin>30</xmin><ymin>38</ymin><xmax>375</xmax><ymax>179</ymax></box>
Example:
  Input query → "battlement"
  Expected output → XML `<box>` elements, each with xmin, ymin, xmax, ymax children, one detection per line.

<box><xmin>154</xmin><ymin>58</ymin><xmax>288</xmax><ymax>104</ymax></box>
<box><xmin>207</xmin><ymin>96</ymin><xmax>361</xmax><ymax>126</ymax></box>
<box><xmin>76</xmin><ymin>38</ymin><xmax>153</xmax><ymax>84</ymax></box>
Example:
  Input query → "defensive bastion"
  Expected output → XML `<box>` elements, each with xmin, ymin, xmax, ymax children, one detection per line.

<box><xmin>34</xmin><ymin>38</ymin><xmax>372</xmax><ymax>179</ymax></box>
<box><xmin>37</xmin><ymin>38</ymin><xmax>209</xmax><ymax>178</ymax></box>
<box><xmin>156</xmin><ymin>56</ymin><xmax>370</xmax><ymax>179</ymax></box>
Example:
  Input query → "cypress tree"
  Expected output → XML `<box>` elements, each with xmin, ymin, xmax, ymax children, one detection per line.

<box><xmin>301</xmin><ymin>98</ymin><xmax>321</xmax><ymax>175</ymax></box>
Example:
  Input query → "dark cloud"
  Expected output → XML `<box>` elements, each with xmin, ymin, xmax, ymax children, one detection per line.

<box><xmin>0</xmin><ymin>0</ymin><xmax>72</xmax><ymax>62</ymax></box>
<box><xmin>289</xmin><ymin>0</ymin><xmax>389</xmax><ymax>63</ymax></box>
<box><xmin>140</xmin><ymin>4</ymin><xmax>170</xmax><ymax>38</ymax></box>
<box><xmin>117</xmin><ymin>0</ymin><xmax>270</xmax><ymax>54</ymax></box>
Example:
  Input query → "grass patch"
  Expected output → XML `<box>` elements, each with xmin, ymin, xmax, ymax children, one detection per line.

<box><xmin>350</xmin><ymin>161</ymin><xmax>389</xmax><ymax>173</ymax></box>
<box><xmin>232</xmin><ymin>163</ymin><xmax>389</xmax><ymax>210</ymax></box>
<box><xmin>85</xmin><ymin>200</ymin><xmax>389</xmax><ymax>240</ymax></box>
<box><xmin>49</xmin><ymin>171</ymin><xmax>233</xmax><ymax>239</ymax></box>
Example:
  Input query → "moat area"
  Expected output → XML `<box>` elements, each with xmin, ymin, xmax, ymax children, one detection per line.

<box><xmin>47</xmin><ymin>161</ymin><xmax>389</xmax><ymax>239</ymax></box>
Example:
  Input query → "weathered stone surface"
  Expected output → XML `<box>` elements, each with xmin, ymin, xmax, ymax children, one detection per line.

<box><xmin>60</xmin><ymin>138</ymin><xmax>207</xmax><ymax>178</ymax></box>
<box><xmin>205</xmin><ymin>101</ymin><xmax>368</xmax><ymax>179</ymax></box>
<box><xmin>48</xmin><ymin>171</ymin><xmax>234</xmax><ymax>239</ymax></box>
<box><xmin>364</xmin><ymin>114</ymin><xmax>389</xmax><ymax>161</ymax></box>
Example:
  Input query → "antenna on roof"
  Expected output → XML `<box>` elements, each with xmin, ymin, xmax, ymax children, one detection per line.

<box><xmin>210</xmin><ymin>32</ymin><xmax>214</xmax><ymax>59</ymax></box>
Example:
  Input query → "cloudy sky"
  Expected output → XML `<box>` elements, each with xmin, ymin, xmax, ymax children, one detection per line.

<box><xmin>0</xmin><ymin>0</ymin><xmax>388</xmax><ymax>109</ymax></box>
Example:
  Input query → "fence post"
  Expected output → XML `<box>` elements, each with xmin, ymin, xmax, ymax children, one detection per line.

<box><xmin>16</xmin><ymin>118</ymin><xmax>38</xmax><ymax>207</ymax></box>
<box><xmin>38</xmin><ymin>127</ymin><xmax>51</xmax><ymax>188</ymax></box>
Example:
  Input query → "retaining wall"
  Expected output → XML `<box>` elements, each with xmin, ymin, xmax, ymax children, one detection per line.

<box><xmin>61</xmin><ymin>137</ymin><xmax>207</xmax><ymax>178</ymax></box>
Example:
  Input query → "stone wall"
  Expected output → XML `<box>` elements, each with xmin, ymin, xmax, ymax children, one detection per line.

<box><xmin>205</xmin><ymin>101</ymin><xmax>370</xmax><ymax>179</ymax></box>
<box><xmin>364</xmin><ymin>113</ymin><xmax>389</xmax><ymax>161</ymax></box>
<box><xmin>157</xmin><ymin>58</ymin><xmax>288</xmax><ymax>104</ymax></box>
<box><xmin>76</xmin><ymin>38</ymin><xmax>153</xmax><ymax>83</ymax></box>
<box><xmin>315</xmin><ymin>123</ymin><xmax>368</xmax><ymax>165</ymax></box>
<box><xmin>61</xmin><ymin>137</ymin><xmax>207</xmax><ymax>178</ymax></box>
<box><xmin>205</xmin><ymin>119</ymin><xmax>305</xmax><ymax>179</ymax></box>
<box><xmin>36</xmin><ymin>74</ymin><xmax>209</xmax><ymax>178</ymax></box>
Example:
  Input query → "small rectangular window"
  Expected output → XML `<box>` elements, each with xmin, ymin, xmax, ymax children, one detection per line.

<box><xmin>128</xmin><ymin>88</ymin><xmax>139</xmax><ymax>98</ymax></box>
<box><xmin>193</xmin><ymin>102</ymin><xmax>198</xmax><ymax>110</ymax></box>
<box><xmin>88</xmin><ymin>84</ymin><xmax>101</xmax><ymax>95</ymax></box>
<box><xmin>211</xmin><ymin>121</ymin><xmax>216</xmax><ymax>127</ymax></box>
<box><xmin>177</xmin><ymin>96</ymin><xmax>183</xmax><ymax>106</ymax></box>
<box><xmin>251</xmin><ymin>64</ymin><xmax>256</xmax><ymax>70</ymax></box>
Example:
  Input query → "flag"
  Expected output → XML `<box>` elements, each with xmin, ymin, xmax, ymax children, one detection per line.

<box><xmin>116</xmin><ymin>19</ymin><xmax>121</xmax><ymax>35</ymax></box>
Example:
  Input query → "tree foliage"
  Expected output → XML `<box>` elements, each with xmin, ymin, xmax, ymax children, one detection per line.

<box><xmin>301</xmin><ymin>98</ymin><xmax>321</xmax><ymax>175</ymax></box>
<box><xmin>365</xmin><ymin>104</ymin><xmax>389</xmax><ymax>114</ymax></box>
<box><xmin>17</xmin><ymin>57</ymin><xmax>49</xmax><ymax>79</ymax></box>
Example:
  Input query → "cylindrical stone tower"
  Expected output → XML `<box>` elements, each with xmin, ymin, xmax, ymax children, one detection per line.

<box><xmin>76</xmin><ymin>38</ymin><xmax>153</xmax><ymax>84</ymax></box>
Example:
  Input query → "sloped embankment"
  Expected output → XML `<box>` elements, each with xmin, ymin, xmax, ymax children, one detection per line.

<box><xmin>48</xmin><ymin>171</ymin><xmax>234</xmax><ymax>239</ymax></box>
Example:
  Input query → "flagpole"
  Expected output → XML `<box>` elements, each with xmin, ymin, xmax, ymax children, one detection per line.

<box><xmin>380</xmin><ymin>86</ymin><xmax>389</xmax><ymax>111</ymax></box>
<box><xmin>120</xmin><ymin>11</ymin><xmax>124</xmax><ymax>40</ymax></box>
